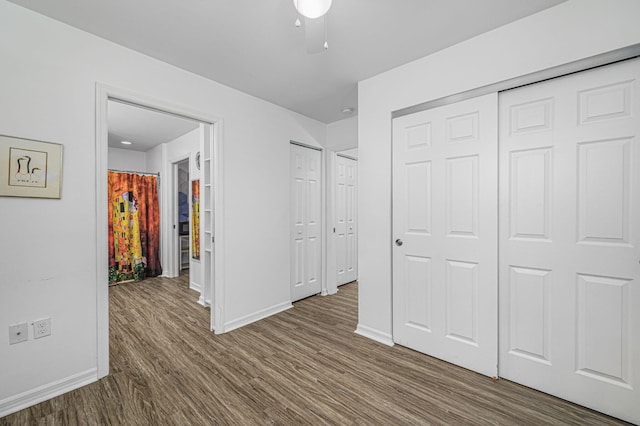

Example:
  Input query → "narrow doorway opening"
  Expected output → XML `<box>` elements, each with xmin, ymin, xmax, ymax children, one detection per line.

<box><xmin>97</xmin><ymin>84</ymin><xmax>223</xmax><ymax>378</ymax></box>
<box><xmin>176</xmin><ymin>159</ymin><xmax>191</xmax><ymax>276</ymax></box>
<box><xmin>106</xmin><ymin>101</ymin><xmax>205</xmax><ymax>377</ymax></box>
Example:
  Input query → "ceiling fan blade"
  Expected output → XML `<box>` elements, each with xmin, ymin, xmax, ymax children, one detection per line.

<box><xmin>305</xmin><ymin>16</ymin><xmax>326</xmax><ymax>54</ymax></box>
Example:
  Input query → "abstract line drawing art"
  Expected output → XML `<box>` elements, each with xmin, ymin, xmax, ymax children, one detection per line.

<box><xmin>0</xmin><ymin>135</ymin><xmax>62</xmax><ymax>199</ymax></box>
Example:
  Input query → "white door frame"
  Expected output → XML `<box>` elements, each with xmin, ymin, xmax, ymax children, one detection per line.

<box><xmin>325</xmin><ymin>150</ymin><xmax>337</xmax><ymax>295</ymax></box>
<box><xmin>95</xmin><ymin>83</ymin><xmax>225</xmax><ymax>378</ymax></box>
<box><xmin>167</xmin><ymin>156</ymin><xmax>191</xmax><ymax>279</ymax></box>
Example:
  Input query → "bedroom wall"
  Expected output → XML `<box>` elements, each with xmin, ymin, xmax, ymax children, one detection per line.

<box><xmin>326</xmin><ymin>116</ymin><xmax>357</xmax><ymax>151</ymax></box>
<box><xmin>107</xmin><ymin>147</ymin><xmax>147</xmax><ymax>172</ymax></box>
<box><xmin>357</xmin><ymin>0</ymin><xmax>640</xmax><ymax>344</ymax></box>
<box><xmin>0</xmin><ymin>0</ymin><xmax>326</xmax><ymax>415</ymax></box>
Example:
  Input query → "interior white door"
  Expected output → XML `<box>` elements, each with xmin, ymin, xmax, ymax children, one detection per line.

<box><xmin>499</xmin><ymin>59</ymin><xmax>640</xmax><ymax>424</ymax></box>
<box><xmin>392</xmin><ymin>93</ymin><xmax>498</xmax><ymax>377</ymax></box>
<box><xmin>336</xmin><ymin>155</ymin><xmax>357</xmax><ymax>285</ymax></box>
<box><xmin>291</xmin><ymin>143</ymin><xmax>323</xmax><ymax>302</ymax></box>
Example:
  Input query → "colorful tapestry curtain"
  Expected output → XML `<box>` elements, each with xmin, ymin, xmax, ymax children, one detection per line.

<box><xmin>108</xmin><ymin>171</ymin><xmax>161</xmax><ymax>285</ymax></box>
<box><xmin>191</xmin><ymin>179</ymin><xmax>200</xmax><ymax>260</ymax></box>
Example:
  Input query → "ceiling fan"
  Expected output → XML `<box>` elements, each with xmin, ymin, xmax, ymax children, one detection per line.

<box><xmin>293</xmin><ymin>0</ymin><xmax>332</xmax><ymax>54</ymax></box>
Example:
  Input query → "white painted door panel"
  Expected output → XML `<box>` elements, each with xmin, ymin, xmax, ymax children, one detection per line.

<box><xmin>392</xmin><ymin>93</ymin><xmax>498</xmax><ymax>377</ymax></box>
<box><xmin>336</xmin><ymin>155</ymin><xmax>357</xmax><ymax>285</ymax></box>
<box><xmin>499</xmin><ymin>58</ymin><xmax>640</xmax><ymax>424</ymax></box>
<box><xmin>291</xmin><ymin>144</ymin><xmax>322</xmax><ymax>301</ymax></box>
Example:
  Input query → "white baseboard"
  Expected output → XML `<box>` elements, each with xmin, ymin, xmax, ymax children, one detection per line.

<box><xmin>355</xmin><ymin>324</ymin><xmax>394</xmax><ymax>347</ymax></box>
<box><xmin>190</xmin><ymin>281</ymin><xmax>202</xmax><ymax>293</ymax></box>
<box><xmin>0</xmin><ymin>368</ymin><xmax>97</xmax><ymax>418</ymax></box>
<box><xmin>197</xmin><ymin>295</ymin><xmax>209</xmax><ymax>307</ymax></box>
<box><xmin>224</xmin><ymin>301</ymin><xmax>292</xmax><ymax>333</ymax></box>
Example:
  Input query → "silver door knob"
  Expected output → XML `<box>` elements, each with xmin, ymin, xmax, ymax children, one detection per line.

<box><xmin>395</xmin><ymin>239</ymin><xmax>403</xmax><ymax>246</ymax></box>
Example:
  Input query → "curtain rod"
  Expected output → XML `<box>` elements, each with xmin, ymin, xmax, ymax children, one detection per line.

<box><xmin>108</xmin><ymin>169</ymin><xmax>160</xmax><ymax>177</ymax></box>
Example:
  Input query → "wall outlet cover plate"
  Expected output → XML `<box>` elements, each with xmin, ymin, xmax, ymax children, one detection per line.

<box><xmin>33</xmin><ymin>317</ymin><xmax>51</xmax><ymax>339</ymax></box>
<box><xmin>9</xmin><ymin>322</ymin><xmax>28</xmax><ymax>344</ymax></box>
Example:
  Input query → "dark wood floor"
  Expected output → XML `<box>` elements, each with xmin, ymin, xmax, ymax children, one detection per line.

<box><xmin>1</xmin><ymin>275</ymin><xmax>629</xmax><ymax>425</ymax></box>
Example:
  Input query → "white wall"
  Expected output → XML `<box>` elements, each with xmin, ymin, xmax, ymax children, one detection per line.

<box><xmin>146</xmin><ymin>144</ymin><xmax>163</xmax><ymax>175</ymax></box>
<box><xmin>166</xmin><ymin>129</ymin><xmax>200</xmax><ymax>178</ymax></box>
<box><xmin>326</xmin><ymin>116</ymin><xmax>357</xmax><ymax>151</ymax></box>
<box><xmin>107</xmin><ymin>147</ymin><xmax>147</xmax><ymax>172</ymax></box>
<box><xmin>0</xmin><ymin>0</ymin><xmax>326</xmax><ymax>415</ymax></box>
<box><xmin>357</xmin><ymin>0</ymin><xmax>640</xmax><ymax>344</ymax></box>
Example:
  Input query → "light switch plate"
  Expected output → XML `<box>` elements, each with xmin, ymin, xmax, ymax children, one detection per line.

<box><xmin>9</xmin><ymin>322</ymin><xmax>28</xmax><ymax>344</ymax></box>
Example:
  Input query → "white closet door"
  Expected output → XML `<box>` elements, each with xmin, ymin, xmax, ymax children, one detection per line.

<box><xmin>392</xmin><ymin>93</ymin><xmax>498</xmax><ymax>377</ymax></box>
<box><xmin>291</xmin><ymin>144</ymin><xmax>322</xmax><ymax>302</ymax></box>
<box><xmin>336</xmin><ymin>155</ymin><xmax>357</xmax><ymax>285</ymax></box>
<box><xmin>499</xmin><ymin>58</ymin><xmax>640</xmax><ymax>424</ymax></box>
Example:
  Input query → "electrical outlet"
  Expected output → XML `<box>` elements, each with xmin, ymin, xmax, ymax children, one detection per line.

<box><xmin>33</xmin><ymin>318</ymin><xmax>51</xmax><ymax>339</ymax></box>
<box><xmin>9</xmin><ymin>322</ymin><xmax>28</xmax><ymax>345</ymax></box>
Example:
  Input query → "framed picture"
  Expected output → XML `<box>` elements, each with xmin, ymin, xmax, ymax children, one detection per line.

<box><xmin>0</xmin><ymin>134</ymin><xmax>63</xmax><ymax>199</ymax></box>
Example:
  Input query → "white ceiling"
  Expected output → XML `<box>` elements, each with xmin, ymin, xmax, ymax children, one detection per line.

<box><xmin>107</xmin><ymin>100</ymin><xmax>200</xmax><ymax>152</ymax></box>
<box><xmin>9</xmin><ymin>0</ymin><xmax>565</xmax><ymax>123</ymax></box>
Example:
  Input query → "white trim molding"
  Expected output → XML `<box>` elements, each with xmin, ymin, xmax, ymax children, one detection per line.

<box><xmin>224</xmin><ymin>302</ymin><xmax>293</xmax><ymax>333</ymax></box>
<box><xmin>355</xmin><ymin>324</ymin><xmax>394</xmax><ymax>347</ymax></box>
<box><xmin>190</xmin><ymin>281</ymin><xmax>202</xmax><ymax>293</ymax></box>
<box><xmin>324</xmin><ymin>150</ymin><xmax>338</xmax><ymax>296</ymax></box>
<box><xmin>95</xmin><ymin>84</ymin><xmax>110</xmax><ymax>379</ymax></box>
<box><xmin>0</xmin><ymin>369</ymin><xmax>97</xmax><ymax>418</ymax></box>
<box><xmin>166</xmin><ymin>153</ymin><xmax>192</xmax><ymax>279</ymax></box>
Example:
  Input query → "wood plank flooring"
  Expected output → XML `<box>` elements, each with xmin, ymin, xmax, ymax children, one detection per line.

<box><xmin>1</xmin><ymin>275</ymin><xmax>629</xmax><ymax>425</ymax></box>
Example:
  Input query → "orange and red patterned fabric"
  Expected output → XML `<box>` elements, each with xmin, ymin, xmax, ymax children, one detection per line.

<box><xmin>108</xmin><ymin>171</ymin><xmax>161</xmax><ymax>285</ymax></box>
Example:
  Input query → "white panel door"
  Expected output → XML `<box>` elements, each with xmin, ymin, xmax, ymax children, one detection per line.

<box><xmin>499</xmin><ymin>58</ymin><xmax>640</xmax><ymax>424</ymax></box>
<box><xmin>291</xmin><ymin>144</ymin><xmax>322</xmax><ymax>302</ymax></box>
<box><xmin>336</xmin><ymin>155</ymin><xmax>357</xmax><ymax>285</ymax></box>
<box><xmin>392</xmin><ymin>93</ymin><xmax>498</xmax><ymax>377</ymax></box>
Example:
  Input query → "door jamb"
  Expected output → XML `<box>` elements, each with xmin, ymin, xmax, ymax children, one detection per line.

<box><xmin>168</xmin><ymin>155</ymin><xmax>191</xmax><ymax>279</ymax></box>
<box><xmin>325</xmin><ymin>150</ymin><xmax>338</xmax><ymax>295</ymax></box>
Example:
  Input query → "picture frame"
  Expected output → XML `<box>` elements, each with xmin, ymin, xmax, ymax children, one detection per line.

<box><xmin>0</xmin><ymin>134</ymin><xmax>63</xmax><ymax>199</ymax></box>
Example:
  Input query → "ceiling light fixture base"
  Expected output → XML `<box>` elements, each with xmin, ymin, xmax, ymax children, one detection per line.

<box><xmin>293</xmin><ymin>0</ymin><xmax>332</xmax><ymax>19</ymax></box>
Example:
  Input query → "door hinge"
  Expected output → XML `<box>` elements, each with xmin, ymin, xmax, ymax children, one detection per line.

<box><xmin>333</xmin><ymin>227</ymin><xmax>336</xmax><ymax>233</ymax></box>
<box><xmin>212</xmin><ymin>236</ymin><xmax>215</xmax><ymax>243</ymax></box>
